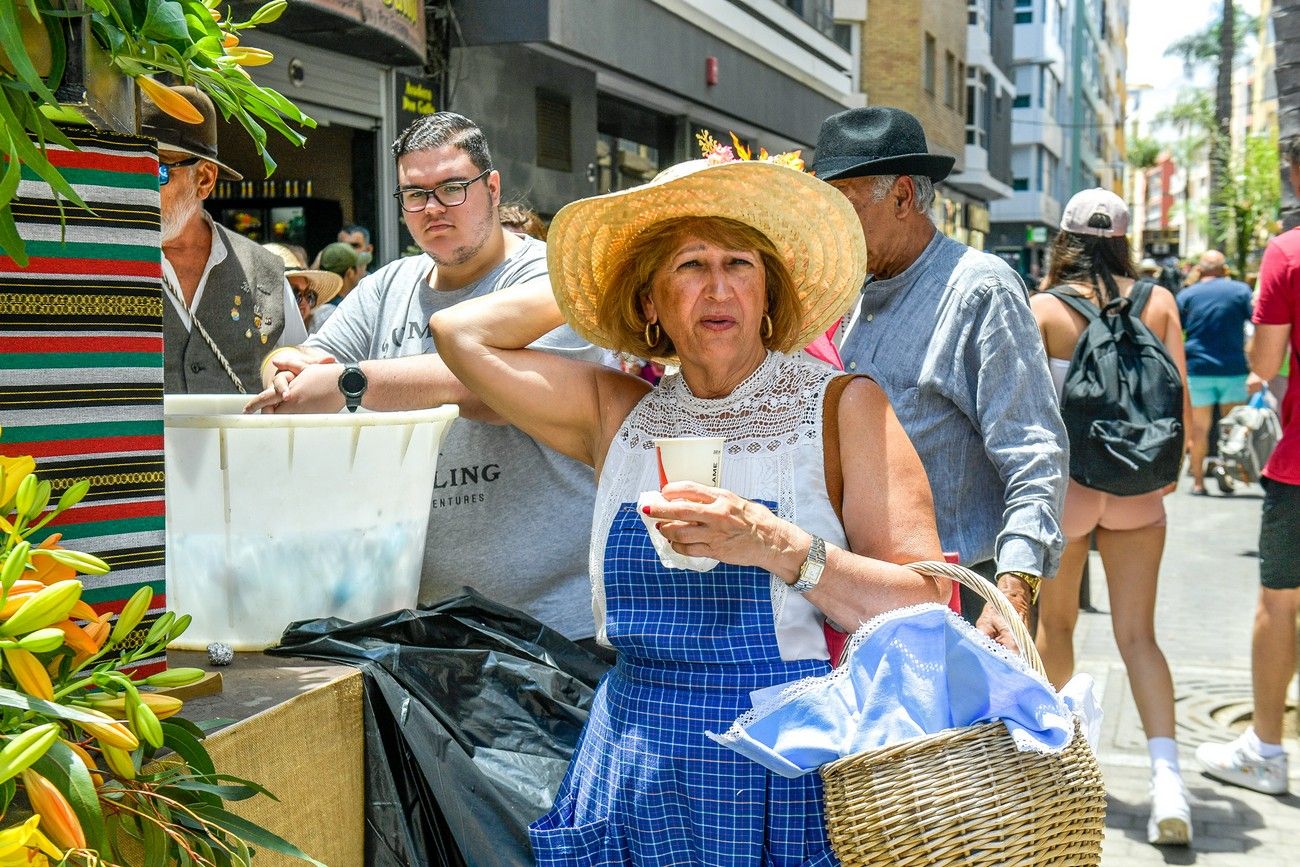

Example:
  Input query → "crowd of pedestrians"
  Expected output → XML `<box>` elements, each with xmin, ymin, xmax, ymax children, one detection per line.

<box><xmin>151</xmin><ymin>83</ymin><xmax>1297</xmax><ymax>860</ymax></box>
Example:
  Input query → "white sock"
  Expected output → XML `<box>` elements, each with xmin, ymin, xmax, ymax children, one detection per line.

<box><xmin>1245</xmin><ymin>727</ymin><xmax>1285</xmax><ymax>759</ymax></box>
<box><xmin>1148</xmin><ymin>737</ymin><xmax>1182</xmax><ymax>781</ymax></box>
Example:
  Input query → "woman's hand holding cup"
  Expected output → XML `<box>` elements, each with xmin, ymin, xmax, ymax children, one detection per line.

<box><xmin>644</xmin><ymin>482</ymin><xmax>791</xmax><ymax>570</ymax></box>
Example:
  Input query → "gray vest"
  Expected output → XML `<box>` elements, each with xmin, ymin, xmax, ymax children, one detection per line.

<box><xmin>164</xmin><ymin>223</ymin><xmax>286</xmax><ymax>394</ymax></box>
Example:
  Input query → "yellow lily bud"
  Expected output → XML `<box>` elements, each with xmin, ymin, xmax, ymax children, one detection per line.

<box><xmin>226</xmin><ymin>47</ymin><xmax>274</xmax><ymax>67</ymax></box>
<box><xmin>21</xmin><ymin>769</ymin><xmax>86</xmax><ymax>850</ymax></box>
<box><xmin>110</xmin><ymin>585</ymin><xmax>153</xmax><ymax>646</ymax></box>
<box><xmin>0</xmin><ymin>723</ymin><xmax>60</xmax><ymax>784</ymax></box>
<box><xmin>3</xmin><ymin>648</ymin><xmax>54</xmax><ymax>701</ymax></box>
<box><xmin>0</xmin><ymin>580</ymin><xmax>82</xmax><ymax>637</ymax></box>
<box><xmin>90</xmin><ymin>691</ymin><xmax>183</xmax><ymax>721</ymax></box>
<box><xmin>99</xmin><ymin>744</ymin><xmax>136</xmax><ymax>780</ymax></box>
<box><xmin>75</xmin><ymin>708</ymin><xmax>139</xmax><ymax>752</ymax></box>
<box><xmin>136</xmin><ymin>76</ymin><xmax>204</xmax><ymax>125</ymax></box>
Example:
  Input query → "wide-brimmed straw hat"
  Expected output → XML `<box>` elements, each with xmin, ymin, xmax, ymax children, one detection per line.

<box><xmin>547</xmin><ymin>159</ymin><xmax>867</xmax><ymax>356</ymax></box>
<box><xmin>263</xmin><ymin>243</ymin><xmax>342</xmax><ymax>307</ymax></box>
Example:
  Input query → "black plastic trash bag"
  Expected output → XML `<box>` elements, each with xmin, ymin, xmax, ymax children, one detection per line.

<box><xmin>267</xmin><ymin>590</ymin><xmax>610</xmax><ymax>867</ymax></box>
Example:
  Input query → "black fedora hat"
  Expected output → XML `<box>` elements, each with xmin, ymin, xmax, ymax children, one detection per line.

<box><xmin>140</xmin><ymin>85</ymin><xmax>243</xmax><ymax>181</ymax></box>
<box><xmin>812</xmin><ymin>107</ymin><xmax>955</xmax><ymax>183</ymax></box>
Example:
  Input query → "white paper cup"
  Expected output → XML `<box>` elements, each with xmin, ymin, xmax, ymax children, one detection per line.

<box><xmin>654</xmin><ymin>437</ymin><xmax>725</xmax><ymax>488</ymax></box>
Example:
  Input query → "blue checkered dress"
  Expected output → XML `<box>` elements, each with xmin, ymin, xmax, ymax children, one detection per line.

<box><xmin>529</xmin><ymin>500</ymin><xmax>839</xmax><ymax>866</ymax></box>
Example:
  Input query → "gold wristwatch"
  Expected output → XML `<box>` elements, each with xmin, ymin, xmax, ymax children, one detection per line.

<box><xmin>1001</xmin><ymin>571</ymin><xmax>1041</xmax><ymax>604</ymax></box>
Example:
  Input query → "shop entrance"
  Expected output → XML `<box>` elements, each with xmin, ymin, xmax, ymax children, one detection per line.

<box><xmin>208</xmin><ymin>114</ymin><xmax>380</xmax><ymax>269</ymax></box>
<box><xmin>595</xmin><ymin>95</ymin><xmax>677</xmax><ymax>194</ymax></box>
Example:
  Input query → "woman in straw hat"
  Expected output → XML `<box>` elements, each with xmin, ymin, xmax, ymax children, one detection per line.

<box><xmin>262</xmin><ymin>243</ymin><xmax>342</xmax><ymax>336</ymax></box>
<box><xmin>431</xmin><ymin>152</ymin><xmax>948</xmax><ymax>864</ymax></box>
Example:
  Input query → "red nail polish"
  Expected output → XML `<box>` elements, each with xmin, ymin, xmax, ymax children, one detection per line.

<box><xmin>642</xmin><ymin>506</ymin><xmax>652</xmax><ymax>515</ymax></box>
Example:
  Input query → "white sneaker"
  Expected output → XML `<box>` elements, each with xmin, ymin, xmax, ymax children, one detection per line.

<box><xmin>1147</xmin><ymin>776</ymin><xmax>1192</xmax><ymax>846</ymax></box>
<box><xmin>1195</xmin><ymin>733</ymin><xmax>1289</xmax><ymax>795</ymax></box>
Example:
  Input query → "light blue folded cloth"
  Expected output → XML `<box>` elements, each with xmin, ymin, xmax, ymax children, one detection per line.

<box><xmin>708</xmin><ymin>603</ymin><xmax>1077</xmax><ymax>778</ymax></box>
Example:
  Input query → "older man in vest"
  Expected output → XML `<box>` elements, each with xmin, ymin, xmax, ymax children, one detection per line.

<box><xmin>145</xmin><ymin>86</ymin><xmax>305</xmax><ymax>393</ymax></box>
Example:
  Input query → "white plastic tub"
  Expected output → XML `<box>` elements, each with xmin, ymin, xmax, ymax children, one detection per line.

<box><xmin>163</xmin><ymin>396</ymin><xmax>458</xmax><ymax>650</ymax></box>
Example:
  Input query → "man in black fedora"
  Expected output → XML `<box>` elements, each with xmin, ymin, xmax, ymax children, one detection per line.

<box><xmin>813</xmin><ymin>106</ymin><xmax>1067</xmax><ymax>648</ymax></box>
<box><xmin>144</xmin><ymin>85</ymin><xmax>306</xmax><ymax>394</ymax></box>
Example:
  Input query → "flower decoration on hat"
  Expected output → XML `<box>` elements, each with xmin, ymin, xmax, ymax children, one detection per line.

<box><xmin>696</xmin><ymin>131</ymin><xmax>805</xmax><ymax>171</ymax></box>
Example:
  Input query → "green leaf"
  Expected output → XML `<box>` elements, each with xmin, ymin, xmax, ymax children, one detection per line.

<box><xmin>188</xmin><ymin>804</ymin><xmax>326</xmax><ymax>867</ymax></box>
<box><xmin>0</xmin><ymin>687</ymin><xmax>118</xmax><ymax>724</ymax></box>
<box><xmin>168</xmin><ymin>714</ymin><xmax>222</xmax><ymax>737</ymax></box>
<box><xmin>160</xmin><ymin>720</ymin><xmax>218</xmax><ymax>798</ymax></box>
<box><xmin>0</xmin><ymin>776</ymin><xmax>14</xmax><ymax>813</ymax></box>
<box><xmin>141</xmin><ymin>816</ymin><xmax>168</xmax><ymax>867</ymax></box>
<box><xmin>0</xmin><ymin>96</ymin><xmax>87</xmax><ymax>211</ymax></box>
<box><xmin>0</xmin><ymin>0</ymin><xmax>59</xmax><ymax>105</ymax></box>
<box><xmin>31</xmin><ymin>739</ymin><xmax>108</xmax><ymax>855</ymax></box>
<box><xmin>165</xmin><ymin>775</ymin><xmax>273</xmax><ymax>801</ymax></box>
<box><xmin>90</xmin><ymin>13</ymin><xmax>128</xmax><ymax>54</ymax></box>
<box><xmin>0</xmin><ymin>206</ymin><xmax>29</xmax><ymax>267</ymax></box>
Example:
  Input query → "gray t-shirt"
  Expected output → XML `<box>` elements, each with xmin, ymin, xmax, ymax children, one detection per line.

<box><xmin>306</xmin><ymin>237</ymin><xmax>601</xmax><ymax>639</ymax></box>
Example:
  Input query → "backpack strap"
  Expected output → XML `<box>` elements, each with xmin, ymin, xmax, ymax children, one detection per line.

<box><xmin>822</xmin><ymin>374</ymin><xmax>862</xmax><ymax>526</ymax></box>
<box><xmin>1126</xmin><ymin>279</ymin><xmax>1158</xmax><ymax>317</ymax></box>
<box><xmin>1045</xmin><ymin>287</ymin><xmax>1101</xmax><ymax>322</ymax></box>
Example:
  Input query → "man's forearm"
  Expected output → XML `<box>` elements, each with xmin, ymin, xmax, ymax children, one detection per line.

<box><xmin>358</xmin><ymin>355</ymin><xmax>502</xmax><ymax>422</ymax></box>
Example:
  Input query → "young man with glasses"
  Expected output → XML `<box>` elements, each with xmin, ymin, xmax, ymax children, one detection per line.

<box><xmin>144</xmin><ymin>86</ymin><xmax>306</xmax><ymax>394</ymax></box>
<box><xmin>245</xmin><ymin>112</ymin><xmax>611</xmax><ymax>649</ymax></box>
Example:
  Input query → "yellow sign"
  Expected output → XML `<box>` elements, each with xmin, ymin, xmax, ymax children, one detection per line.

<box><xmin>383</xmin><ymin>0</ymin><xmax>420</xmax><ymax>25</ymax></box>
<box><xmin>402</xmin><ymin>79</ymin><xmax>435</xmax><ymax>116</ymax></box>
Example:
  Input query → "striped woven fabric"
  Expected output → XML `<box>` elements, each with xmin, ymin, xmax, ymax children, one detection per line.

<box><xmin>0</xmin><ymin>128</ymin><xmax>166</xmax><ymax>675</ymax></box>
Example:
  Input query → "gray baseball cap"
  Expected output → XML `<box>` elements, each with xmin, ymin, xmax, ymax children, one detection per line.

<box><xmin>1060</xmin><ymin>188</ymin><xmax>1129</xmax><ymax>237</ymax></box>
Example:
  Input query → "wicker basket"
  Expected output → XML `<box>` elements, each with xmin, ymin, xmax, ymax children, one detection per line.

<box><xmin>819</xmin><ymin>561</ymin><xmax>1107</xmax><ymax>866</ymax></box>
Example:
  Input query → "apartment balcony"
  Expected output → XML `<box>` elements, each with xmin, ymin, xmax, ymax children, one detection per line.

<box><xmin>968</xmin><ymin>22</ymin><xmax>993</xmax><ymax>70</ymax></box>
<box><xmin>948</xmin><ymin>144</ymin><xmax>1015</xmax><ymax>201</ymax></box>
<box><xmin>989</xmin><ymin>189</ymin><xmax>1062</xmax><ymax>226</ymax></box>
<box><xmin>1011</xmin><ymin>107</ymin><xmax>1063</xmax><ymax>156</ymax></box>
<box><xmin>1013</xmin><ymin>22</ymin><xmax>1065</xmax><ymax>76</ymax></box>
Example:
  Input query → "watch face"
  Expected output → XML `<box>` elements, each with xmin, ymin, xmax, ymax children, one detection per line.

<box><xmin>339</xmin><ymin>367</ymin><xmax>367</xmax><ymax>397</ymax></box>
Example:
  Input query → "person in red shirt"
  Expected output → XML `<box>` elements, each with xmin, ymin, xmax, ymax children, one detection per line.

<box><xmin>1195</xmin><ymin>138</ymin><xmax>1300</xmax><ymax>795</ymax></box>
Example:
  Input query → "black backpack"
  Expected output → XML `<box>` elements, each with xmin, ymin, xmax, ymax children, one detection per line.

<box><xmin>1048</xmin><ymin>280</ymin><xmax>1185</xmax><ymax>496</ymax></box>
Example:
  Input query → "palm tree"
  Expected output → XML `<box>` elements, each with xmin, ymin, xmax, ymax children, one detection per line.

<box><xmin>1163</xmin><ymin>4</ymin><xmax>1256</xmax><ymax>70</ymax></box>
<box><xmin>1157</xmin><ymin>91</ymin><xmax>1217</xmax><ymax>252</ymax></box>
<box><xmin>1212</xmin><ymin>0</ymin><xmax>1234</xmax><ymax>248</ymax></box>
<box><xmin>1126</xmin><ymin>135</ymin><xmax>1162</xmax><ymax>253</ymax></box>
<box><xmin>1164</xmin><ymin>3</ymin><xmax>1257</xmax><ymax>247</ymax></box>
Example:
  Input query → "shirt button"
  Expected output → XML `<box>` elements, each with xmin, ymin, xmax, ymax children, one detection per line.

<box><xmin>190</xmin><ymin>363</ymin><xmax>203</xmax><ymax>373</ymax></box>
<box><xmin>849</xmin><ymin>362</ymin><xmax>857</xmax><ymax>370</ymax></box>
<box><xmin>866</xmin><ymin>313</ymin><xmax>874</xmax><ymax>322</ymax></box>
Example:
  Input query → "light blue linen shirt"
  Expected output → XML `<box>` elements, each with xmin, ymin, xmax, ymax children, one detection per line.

<box><xmin>837</xmin><ymin>231</ymin><xmax>1067</xmax><ymax>577</ymax></box>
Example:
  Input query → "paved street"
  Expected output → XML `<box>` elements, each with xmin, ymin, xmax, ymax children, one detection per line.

<box><xmin>1075</xmin><ymin>478</ymin><xmax>1300</xmax><ymax>864</ymax></box>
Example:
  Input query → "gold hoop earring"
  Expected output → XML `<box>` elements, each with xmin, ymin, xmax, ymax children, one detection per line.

<box><xmin>644</xmin><ymin>320</ymin><xmax>661</xmax><ymax>347</ymax></box>
<box><xmin>760</xmin><ymin>313</ymin><xmax>773</xmax><ymax>341</ymax></box>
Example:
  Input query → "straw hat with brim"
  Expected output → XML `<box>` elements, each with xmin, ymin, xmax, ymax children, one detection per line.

<box><xmin>547</xmin><ymin>159</ymin><xmax>868</xmax><ymax>360</ymax></box>
<box><xmin>263</xmin><ymin>243</ymin><xmax>343</xmax><ymax>306</ymax></box>
<box><xmin>141</xmin><ymin>85</ymin><xmax>243</xmax><ymax>181</ymax></box>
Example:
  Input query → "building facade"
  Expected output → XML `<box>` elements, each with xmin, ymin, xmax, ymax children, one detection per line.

<box><xmin>988</xmin><ymin>0</ymin><xmax>1128</xmax><ymax>281</ymax></box>
<box><xmin>206</xmin><ymin>0</ymin><xmax>430</xmax><ymax>263</ymax></box>
<box><xmin>987</xmin><ymin>0</ymin><xmax>1069</xmax><ymax>279</ymax></box>
<box><xmin>1066</xmin><ymin>0</ymin><xmax>1127</xmax><ymax>196</ymax></box>
<box><xmin>443</xmin><ymin>0</ymin><xmax>862</xmax><ymax>220</ymax></box>
<box><xmin>947</xmin><ymin>0</ymin><xmax>1017</xmax><ymax>250</ymax></box>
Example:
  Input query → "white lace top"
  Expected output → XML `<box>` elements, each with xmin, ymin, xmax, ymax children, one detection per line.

<box><xmin>591</xmin><ymin>352</ymin><xmax>848</xmax><ymax>660</ymax></box>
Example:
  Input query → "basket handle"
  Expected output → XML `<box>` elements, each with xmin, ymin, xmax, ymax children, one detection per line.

<box><xmin>904</xmin><ymin>560</ymin><xmax>1047</xmax><ymax>678</ymax></box>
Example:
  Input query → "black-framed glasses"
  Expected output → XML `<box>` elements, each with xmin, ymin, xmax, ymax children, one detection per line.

<box><xmin>293</xmin><ymin>288</ymin><xmax>318</xmax><ymax>307</ymax></box>
<box><xmin>392</xmin><ymin>168</ymin><xmax>490</xmax><ymax>212</ymax></box>
<box><xmin>158</xmin><ymin>156</ymin><xmax>202</xmax><ymax>186</ymax></box>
